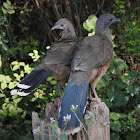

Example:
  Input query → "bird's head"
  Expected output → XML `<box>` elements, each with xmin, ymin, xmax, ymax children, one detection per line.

<box><xmin>95</xmin><ymin>13</ymin><xmax>120</xmax><ymax>31</ymax></box>
<box><xmin>51</xmin><ymin>18</ymin><xmax>77</xmax><ymax>40</ymax></box>
<box><xmin>51</xmin><ymin>18</ymin><xmax>70</xmax><ymax>31</ymax></box>
<box><xmin>95</xmin><ymin>13</ymin><xmax>120</xmax><ymax>41</ymax></box>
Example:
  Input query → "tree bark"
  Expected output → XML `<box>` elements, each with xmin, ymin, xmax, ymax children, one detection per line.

<box><xmin>32</xmin><ymin>97</ymin><xmax>110</xmax><ymax>140</ymax></box>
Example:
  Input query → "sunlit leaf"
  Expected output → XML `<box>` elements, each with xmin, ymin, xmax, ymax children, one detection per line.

<box><xmin>6</xmin><ymin>0</ymin><xmax>11</xmax><ymax>5</ymax></box>
<box><xmin>9</xmin><ymin>105</ymin><xmax>17</xmax><ymax>116</ymax></box>
<box><xmin>83</xmin><ymin>15</ymin><xmax>97</xmax><ymax>32</ymax></box>
<box><xmin>5</xmin><ymin>75</ymin><xmax>11</xmax><ymax>82</ymax></box>
<box><xmin>12</xmin><ymin>64</ymin><xmax>19</xmax><ymax>71</ymax></box>
<box><xmin>0</xmin><ymin>93</ymin><xmax>5</xmax><ymax>98</ymax></box>
<box><xmin>0</xmin><ymin>75</ymin><xmax>5</xmax><ymax>81</ymax></box>
<box><xmin>1</xmin><ymin>82</ymin><xmax>7</xmax><ymax>89</ymax></box>
<box><xmin>7</xmin><ymin>9</ymin><xmax>15</xmax><ymax>14</ymax></box>
<box><xmin>19</xmin><ymin>62</ymin><xmax>25</xmax><ymax>66</ymax></box>
<box><xmin>3</xmin><ymin>2</ymin><xmax>10</xmax><ymax>9</ymax></box>
<box><xmin>47</xmin><ymin>77</ymin><xmax>53</xmax><ymax>82</ymax></box>
<box><xmin>8</xmin><ymin>82</ymin><xmax>15</xmax><ymax>89</ymax></box>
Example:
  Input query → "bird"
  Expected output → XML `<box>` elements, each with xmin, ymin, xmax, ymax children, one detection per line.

<box><xmin>58</xmin><ymin>13</ymin><xmax>120</xmax><ymax>135</ymax></box>
<box><xmin>10</xmin><ymin>18</ymin><xmax>78</xmax><ymax>96</ymax></box>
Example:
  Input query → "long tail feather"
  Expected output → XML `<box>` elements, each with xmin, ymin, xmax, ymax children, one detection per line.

<box><xmin>58</xmin><ymin>74</ymin><xmax>89</xmax><ymax>134</ymax></box>
<box><xmin>10</xmin><ymin>67</ymin><xmax>53</xmax><ymax>96</ymax></box>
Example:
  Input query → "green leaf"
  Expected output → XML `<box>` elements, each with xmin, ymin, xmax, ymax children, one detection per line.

<box><xmin>50</xmin><ymin>80</ymin><xmax>57</xmax><ymax>85</ymax></box>
<box><xmin>9</xmin><ymin>82</ymin><xmax>15</xmax><ymax>89</ymax></box>
<box><xmin>1</xmin><ymin>82</ymin><xmax>7</xmax><ymax>89</ymax></box>
<box><xmin>12</xmin><ymin>64</ymin><xmax>19</xmax><ymax>71</ymax></box>
<box><xmin>2</xmin><ymin>39</ymin><xmax>9</xmax><ymax>43</ymax></box>
<box><xmin>19</xmin><ymin>62</ymin><xmax>25</xmax><ymax>66</ymax></box>
<box><xmin>1</xmin><ymin>32</ymin><xmax>6</xmax><ymax>36</ymax></box>
<box><xmin>121</xmin><ymin>73</ymin><xmax>129</xmax><ymax>83</ymax></box>
<box><xmin>17</xmin><ymin>108</ymin><xmax>23</xmax><ymax>113</ymax></box>
<box><xmin>2</xmin><ymin>43</ymin><xmax>8</xmax><ymax>51</ymax></box>
<box><xmin>2</xmin><ymin>7</ymin><xmax>7</xmax><ymax>14</ymax></box>
<box><xmin>0</xmin><ymin>93</ymin><xmax>5</xmax><ymax>98</ymax></box>
<box><xmin>5</xmin><ymin>98</ymin><xmax>9</xmax><ymax>103</ymax></box>
<box><xmin>20</xmin><ymin>71</ymin><xmax>24</xmax><ymax>77</ymax></box>
<box><xmin>0</xmin><ymin>75</ymin><xmax>5</xmax><ymax>81</ymax></box>
<box><xmin>9</xmin><ymin>105</ymin><xmax>18</xmax><ymax>116</ymax></box>
<box><xmin>13</xmin><ymin>98</ymin><xmax>22</xmax><ymax>105</ymax></box>
<box><xmin>47</xmin><ymin>77</ymin><xmax>53</xmax><ymax>82</ymax></box>
<box><xmin>109</xmin><ymin>58</ymin><xmax>128</xmax><ymax>75</ymax></box>
<box><xmin>110</xmin><ymin>112</ymin><xmax>121</xmax><ymax>121</ymax></box>
<box><xmin>12</xmin><ymin>94</ymin><xmax>18</xmax><ymax>100</ymax></box>
<box><xmin>7</xmin><ymin>9</ymin><xmax>15</xmax><ymax>14</ymax></box>
<box><xmin>3</xmin><ymin>2</ymin><xmax>10</xmax><ymax>9</ymax></box>
<box><xmin>83</xmin><ymin>15</ymin><xmax>97</xmax><ymax>32</ymax></box>
<box><xmin>5</xmin><ymin>75</ymin><xmax>11</xmax><ymax>82</ymax></box>
<box><xmin>49</xmin><ymin>124</ymin><xmax>57</xmax><ymax>133</ymax></box>
<box><xmin>11</xmin><ymin>61</ymin><xmax>19</xmax><ymax>65</ymax></box>
<box><xmin>119</xmin><ymin>5</ymin><xmax>125</xmax><ymax>9</ymax></box>
<box><xmin>13</xmin><ymin>73</ymin><xmax>20</xmax><ymax>81</ymax></box>
<box><xmin>110</xmin><ymin>121</ymin><xmax>121</xmax><ymax>132</ymax></box>
<box><xmin>6</xmin><ymin>0</ymin><xmax>11</xmax><ymax>5</ymax></box>
<box><xmin>21</xmin><ymin>111</ymin><xmax>26</xmax><ymax>119</ymax></box>
<box><xmin>59</xmin><ymin>134</ymin><xmax>68</xmax><ymax>140</ymax></box>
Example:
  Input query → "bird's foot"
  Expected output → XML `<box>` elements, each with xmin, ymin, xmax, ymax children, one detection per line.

<box><xmin>89</xmin><ymin>97</ymin><xmax>101</xmax><ymax>104</ymax></box>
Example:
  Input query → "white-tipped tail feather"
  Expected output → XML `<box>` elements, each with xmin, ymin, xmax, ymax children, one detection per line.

<box><xmin>17</xmin><ymin>84</ymin><xmax>31</xmax><ymax>89</ymax></box>
<box><xmin>57</xmin><ymin>126</ymin><xmax>81</xmax><ymax>135</ymax></box>
<box><xmin>10</xmin><ymin>89</ymin><xmax>30</xmax><ymax>96</ymax></box>
<box><xmin>10</xmin><ymin>84</ymin><xmax>31</xmax><ymax>96</ymax></box>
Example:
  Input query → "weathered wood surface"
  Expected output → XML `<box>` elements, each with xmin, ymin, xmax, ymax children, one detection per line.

<box><xmin>32</xmin><ymin>97</ymin><xmax>110</xmax><ymax>140</ymax></box>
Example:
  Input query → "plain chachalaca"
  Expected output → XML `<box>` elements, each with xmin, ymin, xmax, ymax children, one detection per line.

<box><xmin>58</xmin><ymin>13</ymin><xmax>120</xmax><ymax>134</ymax></box>
<box><xmin>10</xmin><ymin>18</ymin><xmax>78</xmax><ymax>96</ymax></box>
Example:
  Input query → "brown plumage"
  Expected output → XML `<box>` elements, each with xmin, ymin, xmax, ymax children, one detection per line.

<box><xmin>10</xmin><ymin>18</ymin><xmax>78</xmax><ymax>96</ymax></box>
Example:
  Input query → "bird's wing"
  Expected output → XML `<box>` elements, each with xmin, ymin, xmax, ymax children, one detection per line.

<box><xmin>72</xmin><ymin>35</ymin><xmax>113</xmax><ymax>72</ymax></box>
<box><xmin>42</xmin><ymin>40</ymin><xmax>77</xmax><ymax>65</ymax></box>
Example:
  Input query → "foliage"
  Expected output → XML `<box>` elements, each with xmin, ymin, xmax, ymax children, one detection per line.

<box><xmin>0</xmin><ymin>0</ymin><xmax>139</xmax><ymax>140</ymax></box>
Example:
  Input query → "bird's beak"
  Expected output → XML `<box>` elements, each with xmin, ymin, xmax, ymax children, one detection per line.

<box><xmin>51</xmin><ymin>24</ymin><xmax>64</xmax><ymax>31</ymax></box>
<box><xmin>114</xmin><ymin>18</ymin><xmax>121</xmax><ymax>22</ymax></box>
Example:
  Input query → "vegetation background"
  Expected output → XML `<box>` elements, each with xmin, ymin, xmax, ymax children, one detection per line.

<box><xmin>0</xmin><ymin>0</ymin><xmax>139</xmax><ymax>139</ymax></box>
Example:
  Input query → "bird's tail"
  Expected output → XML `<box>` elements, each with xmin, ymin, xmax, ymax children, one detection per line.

<box><xmin>10</xmin><ymin>63</ymin><xmax>53</xmax><ymax>96</ymax></box>
<box><xmin>58</xmin><ymin>72</ymin><xmax>90</xmax><ymax>135</ymax></box>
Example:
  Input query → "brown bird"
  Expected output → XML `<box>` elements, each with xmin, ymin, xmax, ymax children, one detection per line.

<box><xmin>58</xmin><ymin>13</ymin><xmax>120</xmax><ymax>134</ymax></box>
<box><xmin>10</xmin><ymin>18</ymin><xmax>78</xmax><ymax>96</ymax></box>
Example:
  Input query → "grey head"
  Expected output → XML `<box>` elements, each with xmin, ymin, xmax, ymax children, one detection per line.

<box><xmin>95</xmin><ymin>13</ymin><xmax>120</xmax><ymax>41</ymax></box>
<box><xmin>51</xmin><ymin>18</ymin><xmax>77</xmax><ymax>41</ymax></box>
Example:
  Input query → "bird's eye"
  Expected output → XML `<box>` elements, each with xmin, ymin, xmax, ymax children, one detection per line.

<box><xmin>110</xmin><ymin>18</ymin><xmax>112</xmax><ymax>21</ymax></box>
<box><xmin>61</xmin><ymin>24</ymin><xmax>64</xmax><ymax>27</ymax></box>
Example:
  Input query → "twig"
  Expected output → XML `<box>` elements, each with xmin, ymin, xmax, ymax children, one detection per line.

<box><xmin>95</xmin><ymin>0</ymin><xmax>105</xmax><ymax>16</ymax></box>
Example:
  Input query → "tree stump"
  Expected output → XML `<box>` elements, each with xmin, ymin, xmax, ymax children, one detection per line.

<box><xmin>32</xmin><ymin>97</ymin><xmax>110</xmax><ymax>140</ymax></box>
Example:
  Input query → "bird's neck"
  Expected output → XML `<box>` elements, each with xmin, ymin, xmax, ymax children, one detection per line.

<box><xmin>95</xmin><ymin>27</ymin><xmax>112</xmax><ymax>43</ymax></box>
<box><xmin>60</xmin><ymin>30</ymin><xmax>77</xmax><ymax>41</ymax></box>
